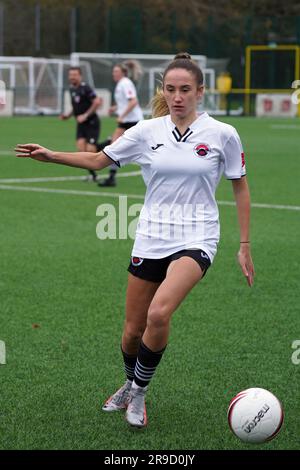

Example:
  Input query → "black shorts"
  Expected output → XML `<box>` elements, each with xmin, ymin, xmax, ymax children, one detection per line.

<box><xmin>76</xmin><ymin>116</ymin><xmax>100</xmax><ymax>144</ymax></box>
<box><xmin>127</xmin><ymin>249</ymin><xmax>211</xmax><ymax>283</ymax></box>
<box><xmin>118</xmin><ymin>121</ymin><xmax>138</xmax><ymax>130</ymax></box>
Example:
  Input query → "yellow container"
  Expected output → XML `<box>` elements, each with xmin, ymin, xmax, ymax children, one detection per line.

<box><xmin>216</xmin><ymin>73</ymin><xmax>232</xmax><ymax>94</ymax></box>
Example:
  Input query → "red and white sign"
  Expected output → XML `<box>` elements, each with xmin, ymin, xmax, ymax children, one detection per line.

<box><xmin>256</xmin><ymin>94</ymin><xmax>297</xmax><ymax>117</ymax></box>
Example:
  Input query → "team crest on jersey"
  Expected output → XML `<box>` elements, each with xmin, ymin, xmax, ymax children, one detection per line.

<box><xmin>131</xmin><ymin>256</ymin><xmax>144</xmax><ymax>266</ymax></box>
<box><xmin>194</xmin><ymin>143</ymin><xmax>210</xmax><ymax>158</ymax></box>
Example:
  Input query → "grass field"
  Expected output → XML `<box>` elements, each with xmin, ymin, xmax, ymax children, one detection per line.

<box><xmin>0</xmin><ymin>116</ymin><xmax>300</xmax><ymax>451</ymax></box>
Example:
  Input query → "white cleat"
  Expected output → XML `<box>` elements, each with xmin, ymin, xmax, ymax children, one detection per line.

<box><xmin>102</xmin><ymin>380</ymin><xmax>132</xmax><ymax>412</ymax></box>
<box><xmin>125</xmin><ymin>386</ymin><xmax>148</xmax><ymax>428</ymax></box>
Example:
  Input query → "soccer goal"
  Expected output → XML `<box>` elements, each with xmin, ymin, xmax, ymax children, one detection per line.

<box><xmin>0</xmin><ymin>56</ymin><xmax>94</xmax><ymax>115</ymax></box>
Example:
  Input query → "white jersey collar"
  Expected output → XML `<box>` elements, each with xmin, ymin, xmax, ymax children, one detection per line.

<box><xmin>166</xmin><ymin>112</ymin><xmax>209</xmax><ymax>142</ymax></box>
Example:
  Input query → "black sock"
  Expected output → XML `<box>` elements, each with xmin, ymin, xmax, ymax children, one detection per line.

<box><xmin>121</xmin><ymin>346</ymin><xmax>137</xmax><ymax>382</ymax></box>
<box><xmin>133</xmin><ymin>340</ymin><xmax>167</xmax><ymax>388</ymax></box>
<box><xmin>89</xmin><ymin>170</ymin><xmax>97</xmax><ymax>179</ymax></box>
<box><xmin>110</xmin><ymin>168</ymin><xmax>117</xmax><ymax>179</ymax></box>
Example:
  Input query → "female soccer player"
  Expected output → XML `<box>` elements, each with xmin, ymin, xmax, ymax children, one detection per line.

<box><xmin>98</xmin><ymin>60</ymin><xmax>143</xmax><ymax>187</ymax></box>
<box><xmin>15</xmin><ymin>53</ymin><xmax>254</xmax><ymax>429</ymax></box>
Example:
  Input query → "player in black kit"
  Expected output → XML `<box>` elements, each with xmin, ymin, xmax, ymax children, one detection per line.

<box><xmin>60</xmin><ymin>67</ymin><xmax>102</xmax><ymax>181</ymax></box>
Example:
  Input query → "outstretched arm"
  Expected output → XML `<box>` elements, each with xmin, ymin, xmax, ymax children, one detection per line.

<box><xmin>15</xmin><ymin>144</ymin><xmax>113</xmax><ymax>171</ymax></box>
<box><xmin>231</xmin><ymin>176</ymin><xmax>255</xmax><ymax>287</ymax></box>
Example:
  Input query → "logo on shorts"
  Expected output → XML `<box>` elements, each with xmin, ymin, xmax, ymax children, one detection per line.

<box><xmin>131</xmin><ymin>256</ymin><xmax>144</xmax><ymax>266</ymax></box>
<box><xmin>194</xmin><ymin>143</ymin><xmax>210</xmax><ymax>158</ymax></box>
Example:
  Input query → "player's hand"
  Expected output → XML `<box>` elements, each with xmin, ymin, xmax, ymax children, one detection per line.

<box><xmin>116</xmin><ymin>116</ymin><xmax>123</xmax><ymax>123</ymax></box>
<box><xmin>15</xmin><ymin>143</ymin><xmax>54</xmax><ymax>163</ymax></box>
<box><xmin>76</xmin><ymin>113</ymin><xmax>88</xmax><ymax>123</ymax></box>
<box><xmin>59</xmin><ymin>114</ymin><xmax>68</xmax><ymax>120</ymax></box>
<box><xmin>237</xmin><ymin>244</ymin><xmax>255</xmax><ymax>287</ymax></box>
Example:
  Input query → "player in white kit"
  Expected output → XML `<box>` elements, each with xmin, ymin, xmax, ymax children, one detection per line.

<box><xmin>15</xmin><ymin>53</ymin><xmax>255</xmax><ymax>430</ymax></box>
<box><xmin>98</xmin><ymin>61</ymin><xmax>143</xmax><ymax>187</ymax></box>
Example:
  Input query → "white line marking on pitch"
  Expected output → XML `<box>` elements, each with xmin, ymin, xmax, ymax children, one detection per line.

<box><xmin>0</xmin><ymin>184</ymin><xmax>145</xmax><ymax>200</ymax></box>
<box><xmin>0</xmin><ymin>184</ymin><xmax>299</xmax><ymax>211</ymax></box>
<box><xmin>0</xmin><ymin>171</ymin><xmax>142</xmax><ymax>184</ymax></box>
<box><xmin>270</xmin><ymin>124</ymin><xmax>300</xmax><ymax>130</ymax></box>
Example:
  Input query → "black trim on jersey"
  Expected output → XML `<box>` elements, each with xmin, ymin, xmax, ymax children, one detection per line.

<box><xmin>102</xmin><ymin>151</ymin><xmax>120</xmax><ymax>168</ymax></box>
<box><xmin>227</xmin><ymin>174</ymin><xmax>247</xmax><ymax>180</ymax></box>
<box><xmin>172</xmin><ymin>127</ymin><xmax>193</xmax><ymax>142</ymax></box>
<box><xmin>172</xmin><ymin>130</ymin><xmax>181</xmax><ymax>142</ymax></box>
<box><xmin>182</xmin><ymin>131</ymin><xmax>193</xmax><ymax>142</ymax></box>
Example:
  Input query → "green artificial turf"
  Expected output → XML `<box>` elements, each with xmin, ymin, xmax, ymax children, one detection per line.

<box><xmin>0</xmin><ymin>116</ymin><xmax>299</xmax><ymax>450</ymax></box>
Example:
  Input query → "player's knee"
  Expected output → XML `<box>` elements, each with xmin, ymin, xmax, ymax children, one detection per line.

<box><xmin>124</xmin><ymin>322</ymin><xmax>144</xmax><ymax>343</ymax></box>
<box><xmin>77</xmin><ymin>144</ymin><xmax>86</xmax><ymax>152</ymax></box>
<box><xmin>147</xmin><ymin>302</ymin><xmax>170</xmax><ymax>330</ymax></box>
<box><xmin>86</xmin><ymin>144</ymin><xmax>96</xmax><ymax>152</ymax></box>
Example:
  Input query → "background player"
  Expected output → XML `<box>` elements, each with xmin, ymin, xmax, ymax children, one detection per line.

<box><xmin>60</xmin><ymin>66</ymin><xmax>102</xmax><ymax>182</ymax></box>
<box><xmin>98</xmin><ymin>60</ymin><xmax>143</xmax><ymax>187</ymax></box>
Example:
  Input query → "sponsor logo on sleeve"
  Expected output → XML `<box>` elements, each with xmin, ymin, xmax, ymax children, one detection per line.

<box><xmin>241</xmin><ymin>152</ymin><xmax>245</xmax><ymax>167</ymax></box>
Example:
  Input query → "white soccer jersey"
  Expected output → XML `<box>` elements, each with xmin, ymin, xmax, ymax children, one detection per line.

<box><xmin>103</xmin><ymin>112</ymin><xmax>246</xmax><ymax>262</ymax></box>
<box><xmin>114</xmin><ymin>77</ymin><xmax>143</xmax><ymax>122</ymax></box>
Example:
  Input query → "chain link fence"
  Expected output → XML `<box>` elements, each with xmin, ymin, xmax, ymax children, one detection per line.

<box><xmin>1</xmin><ymin>2</ymin><xmax>300</xmax><ymax>86</ymax></box>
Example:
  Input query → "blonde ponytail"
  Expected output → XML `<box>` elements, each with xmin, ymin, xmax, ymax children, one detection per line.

<box><xmin>121</xmin><ymin>59</ymin><xmax>143</xmax><ymax>82</ymax></box>
<box><xmin>151</xmin><ymin>88</ymin><xmax>169</xmax><ymax>118</ymax></box>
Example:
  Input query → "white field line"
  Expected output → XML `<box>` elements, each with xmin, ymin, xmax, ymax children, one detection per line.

<box><xmin>0</xmin><ymin>184</ymin><xmax>145</xmax><ymax>200</ymax></box>
<box><xmin>270</xmin><ymin>124</ymin><xmax>300</xmax><ymax>130</ymax></box>
<box><xmin>0</xmin><ymin>184</ymin><xmax>299</xmax><ymax>211</ymax></box>
<box><xmin>215</xmin><ymin>200</ymin><xmax>300</xmax><ymax>211</ymax></box>
<box><xmin>0</xmin><ymin>171</ymin><xmax>142</xmax><ymax>184</ymax></box>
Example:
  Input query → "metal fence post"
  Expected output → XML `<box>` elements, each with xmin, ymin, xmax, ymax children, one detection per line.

<box><xmin>35</xmin><ymin>3</ymin><xmax>41</xmax><ymax>54</ymax></box>
<box><xmin>0</xmin><ymin>2</ymin><xmax>4</xmax><ymax>56</ymax></box>
<box><xmin>70</xmin><ymin>6</ymin><xmax>78</xmax><ymax>53</ymax></box>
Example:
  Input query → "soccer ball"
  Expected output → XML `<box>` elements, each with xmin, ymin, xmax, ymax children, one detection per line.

<box><xmin>228</xmin><ymin>388</ymin><xmax>284</xmax><ymax>444</ymax></box>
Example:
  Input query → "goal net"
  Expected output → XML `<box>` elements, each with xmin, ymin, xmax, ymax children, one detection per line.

<box><xmin>0</xmin><ymin>56</ymin><xmax>93</xmax><ymax>115</ymax></box>
<box><xmin>70</xmin><ymin>52</ymin><xmax>220</xmax><ymax>115</ymax></box>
